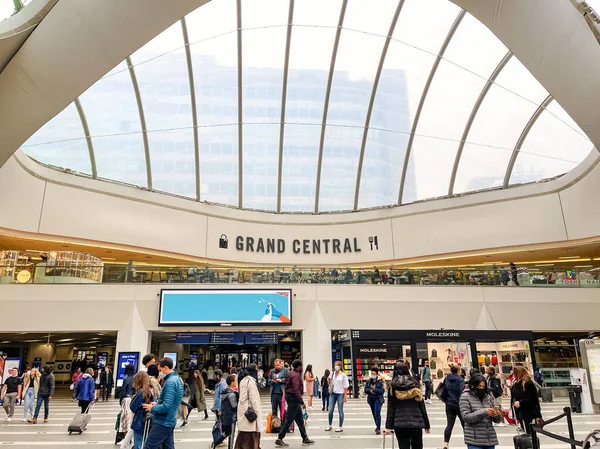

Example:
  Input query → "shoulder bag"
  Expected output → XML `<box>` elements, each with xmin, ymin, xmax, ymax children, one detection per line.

<box><xmin>243</xmin><ymin>378</ymin><xmax>258</xmax><ymax>423</ymax></box>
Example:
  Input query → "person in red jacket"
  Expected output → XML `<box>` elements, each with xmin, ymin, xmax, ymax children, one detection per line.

<box><xmin>275</xmin><ymin>360</ymin><xmax>315</xmax><ymax>447</ymax></box>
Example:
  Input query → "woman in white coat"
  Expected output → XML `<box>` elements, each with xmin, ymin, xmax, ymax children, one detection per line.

<box><xmin>235</xmin><ymin>364</ymin><xmax>263</xmax><ymax>449</ymax></box>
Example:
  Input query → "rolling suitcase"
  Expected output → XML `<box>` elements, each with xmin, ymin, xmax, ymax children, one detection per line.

<box><xmin>383</xmin><ymin>431</ymin><xmax>395</xmax><ymax>449</ymax></box>
<box><xmin>68</xmin><ymin>402</ymin><xmax>94</xmax><ymax>434</ymax></box>
<box><xmin>142</xmin><ymin>414</ymin><xmax>152</xmax><ymax>447</ymax></box>
<box><xmin>540</xmin><ymin>387</ymin><xmax>553</xmax><ymax>402</ymax></box>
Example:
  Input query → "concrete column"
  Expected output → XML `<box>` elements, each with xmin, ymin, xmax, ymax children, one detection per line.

<box><xmin>115</xmin><ymin>301</ymin><xmax>150</xmax><ymax>374</ymax></box>
<box><xmin>301</xmin><ymin>301</ymin><xmax>332</xmax><ymax>379</ymax></box>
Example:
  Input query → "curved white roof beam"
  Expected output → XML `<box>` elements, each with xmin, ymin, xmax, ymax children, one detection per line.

<box><xmin>73</xmin><ymin>97</ymin><xmax>96</xmax><ymax>179</ymax></box>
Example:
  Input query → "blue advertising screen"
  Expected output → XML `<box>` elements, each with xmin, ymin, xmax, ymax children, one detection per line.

<box><xmin>159</xmin><ymin>289</ymin><xmax>292</xmax><ymax>326</ymax></box>
<box><xmin>116</xmin><ymin>352</ymin><xmax>139</xmax><ymax>387</ymax></box>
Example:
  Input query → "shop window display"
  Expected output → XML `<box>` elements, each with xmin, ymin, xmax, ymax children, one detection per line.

<box><xmin>427</xmin><ymin>342</ymin><xmax>472</xmax><ymax>385</ymax></box>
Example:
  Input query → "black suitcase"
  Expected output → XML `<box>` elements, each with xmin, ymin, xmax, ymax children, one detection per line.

<box><xmin>68</xmin><ymin>402</ymin><xmax>94</xmax><ymax>434</ymax></box>
<box><xmin>513</xmin><ymin>431</ymin><xmax>540</xmax><ymax>449</ymax></box>
<box><xmin>540</xmin><ymin>387</ymin><xmax>553</xmax><ymax>402</ymax></box>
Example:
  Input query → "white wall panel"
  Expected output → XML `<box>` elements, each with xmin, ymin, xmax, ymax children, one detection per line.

<box><xmin>38</xmin><ymin>182</ymin><xmax>208</xmax><ymax>257</ymax></box>
<box><xmin>0</xmin><ymin>157</ymin><xmax>45</xmax><ymax>233</ymax></box>
<box><xmin>560</xmin><ymin>161</ymin><xmax>600</xmax><ymax>240</ymax></box>
<box><xmin>392</xmin><ymin>194</ymin><xmax>568</xmax><ymax>259</ymax></box>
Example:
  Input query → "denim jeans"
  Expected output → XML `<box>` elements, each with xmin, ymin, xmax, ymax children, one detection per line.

<box><xmin>368</xmin><ymin>397</ymin><xmax>382</xmax><ymax>430</ymax></box>
<box><xmin>133</xmin><ymin>429</ymin><xmax>143</xmax><ymax>449</ymax></box>
<box><xmin>23</xmin><ymin>388</ymin><xmax>35</xmax><ymax>419</ymax></box>
<box><xmin>33</xmin><ymin>394</ymin><xmax>50</xmax><ymax>419</ymax></box>
<box><xmin>271</xmin><ymin>392</ymin><xmax>283</xmax><ymax>417</ymax></box>
<box><xmin>322</xmin><ymin>391</ymin><xmax>329</xmax><ymax>409</ymax></box>
<box><xmin>143</xmin><ymin>422</ymin><xmax>174</xmax><ymax>449</ymax></box>
<box><xmin>328</xmin><ymin>393</ymin><xmax>344</xmax><ymax>427</ymax></box>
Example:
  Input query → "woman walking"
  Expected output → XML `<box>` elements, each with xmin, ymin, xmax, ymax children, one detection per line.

<box><xmin>321</xmin><ymin>369</ymin><xmax>330</xmax><ymax>411</ymax></box>
<box><xmin>235</xmin><ymin>364</ymin><xmax>263</xmax><ymax>449</ymax></box>
<box><xmin>76</xmin><ymin>368</ymin><xmax>96</xmax><ymax>414</ymax></box>
<box><xmin>511</xmin><ymin>366</ymin><xmax>542</xmax><ymax>435</ymax></box>
<box><xmin>304</xmin><ymin>364</ymin><xmax>316</xmax><ymax>410</ymax></box>
<box><xmin>441</xmin><ymin>364</ymin><xmax>465</xmax><ymax>449</ymax></box>
<box><xmin>130</xmin><ymin>371</ymin><xmax>155</xmax><ymax>449</ymax></box>
<box><xmin>384</xmin><ymin>362</ymin><xmax>430</xmax><ymax>449</ymax></box>
<box><xmin>190</xmin><ymin>369</ymin><xmax>209</xmax><ymax>420</ymax></box>
<box><xmin>460</xmin><ymin>373</ymin><xmax>502</xmax><ymax>449</ymax></box>
<box><xmin>325</xmin><ymin>361</ymin><xmax>349</xmax><ymax>432</ymax></box>
<box><xmin>22</xmin><ymin>368</ymin><xmax>40</xmax><ymax>422</ymax></box>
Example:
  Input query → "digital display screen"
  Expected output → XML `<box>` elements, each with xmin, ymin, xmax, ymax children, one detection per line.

<box><xmin>211</xmin><ymin>333</ymin><xmax>244</xmax><ymax>344</ymax></box>
<box><xmin>245</xmin><ymin>332</ymin><xmax>279</xmax><ymax>344</ymax></box>
<box><xmin>159</xmin><ymin>289</ymin><xmax>292</xmax><ymax>326</ymax></box>
<box><xmin>116</xmin><ymin>352</ymin><xmax>139</xmax><ymax>387</ymax></box>
<box><xmin>176</xmin><ymin>332</ymin><xmax>211</xmax><ymax>344</ymax></box>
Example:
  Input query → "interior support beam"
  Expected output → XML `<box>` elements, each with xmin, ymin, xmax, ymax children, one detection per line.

<box><xmin>314</xmin><ymin>0</ymin><xmax>348</xmax><ymax>214</ymax></box>
<box><xmin>276</xmin><ymin>0</ymin><xmax>295</xmax><ymax>213</ymax></box>
<box><xmin>504</xmin><ymin>94</ymin><xmax>554</xmax><ymax>187</ymax></box>
<box><xmin>353</xmin><ymin>0</ymin><xmax>404</xmax><ymax>211</ymax></box>
<box><xmin>448</xmin><ymin>51</ymin><xmax>513</xmax><ymax>195</ymax></box>
<box><xmin>397</xmin><ymin>10</ymin><xmax>465</xmax><ymax>205</ymax></box>
<box><xmin>236</xmin><ymin>0</ymin><xmax>244</xmax><ymax>209</ymax></box>
<box><xmin>73</xmin><ymin>97</ymin><xmax>97</xmax><ymax>179</ymax></box>
<box><xmin>126</xmin><ymin>56</ymin><xmax>152</xmax><ymax>190</ymax></box>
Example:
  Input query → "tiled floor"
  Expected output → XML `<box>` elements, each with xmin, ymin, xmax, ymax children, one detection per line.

<box><xmin>0</xmin><ymin>395</ymin><xmax>598</xmax><ymax>448</ymax></box>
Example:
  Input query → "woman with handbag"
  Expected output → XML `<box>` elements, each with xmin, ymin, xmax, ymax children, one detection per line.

<box><xmin>235</xmin><ymin>364</ymin><xmax>263</xmax><ymax>449</ymax></box>
<box><xmin>384</xmin><ymin>362</ymin><xmax>430</xmax><ymax>449</ymax></box>
<box><xmin>511</xmin><ymin>366</ymin><xmax>542</xmax><ymax>435</ymax></box>
<box><xmin>130</xmin><ymin>371</ymin><xmax>154</xmax><ymax>449</ymax></box>
<box><xmin>190</xmin><ymin>369</ymin><xmax>209</xmax><ymax>420</ymax></box>
<box><xmin>325</xmin><ymin>361</ymin><xmax>349</xmax><ymax>433</ymax></box>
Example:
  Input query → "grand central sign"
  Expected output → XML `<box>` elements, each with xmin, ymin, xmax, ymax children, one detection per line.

<box><xmin>219</xmin><ymin>235</ymin><xmax>380</xmax><ymax>255</ymax></box>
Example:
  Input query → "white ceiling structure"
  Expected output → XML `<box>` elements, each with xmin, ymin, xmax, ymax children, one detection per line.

<box><xmin>1</xmin><ymin>0</ymin><xmax>600</xmax><ymax>215</ymax></box>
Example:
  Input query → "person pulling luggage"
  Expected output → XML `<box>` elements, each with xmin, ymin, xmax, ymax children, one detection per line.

<box><xmin>510</xmin><ymin>366</ymin><xmax>542</xmax><ymax>436</ymax></box>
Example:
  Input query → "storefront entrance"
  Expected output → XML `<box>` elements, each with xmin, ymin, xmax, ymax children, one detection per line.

<box><xmin>346</xmin><ymin>329</ymin><xmax>535</xmax><ymax>397</ymax></box>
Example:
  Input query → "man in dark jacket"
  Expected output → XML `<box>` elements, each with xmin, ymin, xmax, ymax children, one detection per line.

<box><xmin>29</xmin><ymin>365</ymin><xmax>55</xmax><ymax>424</ymax></box>
<box><xmin>486</xmin><ymin>367</ymin><xmax>506</xmax><ymax>427</ymax></box>
<box><xmin>268</xmin><ymin>359</ymin><xmax>288</xmax><ymax>418</ymax></box>
<box><xmin>100</xmin><ymin>365</ymin><xmax>114</xmax><ymax>401</ymax></box>
<box><xmin>275</xmin><ymin>360</ymin><xmax>314</xmax><ymax>447</ymax></box>
<box><xmin>212</xmin><ymin>374</ymin><xmax>238</xmax><ymax>449</ymax></box>
<box><xmin>441</xmin><ymin>364</ymin><xmax>465</xmax><ymax>449</ymax></box>
<box><xmin>364</xmin><ymin>368</ymin><xmax>385</xmax><ymax>435</ymax></box>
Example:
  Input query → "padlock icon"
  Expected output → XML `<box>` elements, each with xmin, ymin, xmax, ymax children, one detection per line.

<box><xmin>219</xmin><ymin>234</ymin><xmax>228</xmax><ymax>249</ymax></box>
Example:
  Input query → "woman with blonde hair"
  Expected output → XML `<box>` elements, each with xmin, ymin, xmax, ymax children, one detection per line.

<box><xmin>510</xmin><ymin>366</ymin><xmax>541</xmax><ymax>435</ymax></box>
<box><xmin>325</xmin><ymin>360</ymin><xmax>349</xmax><ymax>433</ymax></box>
<box><xmin>22</xmin><ymin>368</ymin><xmax>40</xmax><ymax>422</ymax></box>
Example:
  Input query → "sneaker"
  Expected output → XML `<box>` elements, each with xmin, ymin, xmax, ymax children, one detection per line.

<box><xmin>28</xmin><ymin>419</ymin><xmax>37</xmax><ymax>424</ymax></box>
<box><xmin>325</xmin><ymin>425</ymin><xmax>332</xmax><ymax>431</ymax></box>
<box><xmin>335</xmin><ymin>427</ymin><xmax>343</xmax><ymax>433</ymax></box>
<box><xmin>180</xmin><ymin>421</ymin><xmax>187</xmax><ymax>428</ymax></box>
<box><xmin>376</xmin><ymin>429</ymin><xmax>381</xmax><ymax>435</ymax></box>
<box><xmin>275</xmin><ymin>440</ymin><xmax>289</xmax><ymax>447</ymax></box>
<box><xmin>6</xmin><ymin>417</ymin><xmax>11</xmax><ymax>422</ymax></box>
<box><xmin>425</xmin><ymin>399</ymin><xmax>433</xmax><ymax>404</ymax></box>
<box><xmin>22</xmin><ymin>418</ymin><xmax>28</xmax><ymax>422</ymax></box>
<box><xmin>302</xmin><ymin>438</ymin><xmax>315</xmax><ymax>446</ymax></box>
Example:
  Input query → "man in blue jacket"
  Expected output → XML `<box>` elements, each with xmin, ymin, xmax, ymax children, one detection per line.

<box><xmin>143</xmin><ymin>357</ymin><xmax>183</xmax><ymax>449</ymax></box>
<box><xmin>364</xmin><ymin>368</ymin><xmax>385</xmax><ymax>435</ymax></box>
<box><xmin>212</xmin><ymin>370</ymin><xmax>227</xmax><ymax>419</ymax></box>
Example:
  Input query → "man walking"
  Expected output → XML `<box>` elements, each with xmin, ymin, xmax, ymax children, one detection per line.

<box><xmin>420</xmin><ymin>360</ymin><xmax>432</xmax><ymax>404</ymax></box>
<box><xmin>268</xmin><ymin>359</ymin><xmax>288</xmax><ymax>419</ymax></box>
<box><xmin>1</xmin><ymin>367</ymin><xmax>22</xmax><ymax>422</ymax></box>
<box><xmin>143</xmin><ymin>357</ymin><xmax>184</xmax><ymax>449</ymax></box>
<box><xmin>101</xmin><ymin>365</ymin><xmax>114</xmax><ymax>401</ymax></box>
<box><xmin>486</xmin><ymin>366</ymin><xmax>505</xmax><ymax>426</ymax></box>
<box><xmin>275</xmin><ymin>360</ymin><xmax>314</xmax><ymax>447</ymax></box>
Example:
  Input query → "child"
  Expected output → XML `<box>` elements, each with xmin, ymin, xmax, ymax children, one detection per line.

<box><xmin>212</xmin><ymin>374</ymin><xmax>238</xmax><ymax>449</ymax></box>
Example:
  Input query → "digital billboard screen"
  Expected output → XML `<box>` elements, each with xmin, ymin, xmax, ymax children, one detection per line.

<box><xmin>159</xmin><ymin>289</ymin><xmax>292</xmax><ymax>326</ymax></box>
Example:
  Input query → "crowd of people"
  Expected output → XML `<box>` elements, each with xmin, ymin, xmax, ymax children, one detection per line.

<box><xmin>1</xmin><ymin>355</ymin><xmax>544</xmax><ymax>449</ymax></box>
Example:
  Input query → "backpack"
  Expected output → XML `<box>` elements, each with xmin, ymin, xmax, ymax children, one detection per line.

<box><xmin>484</xmin><ymin>355</ymin><xmax>491</xmax><ymax>366</ymax></box>
<box><xmin>431</xmin><ymin>349</ymin><xmax>438</xmax><ymax>358</ymax></box>
<box><xmin>430</xmin><ymin>360</ymin><xmax>436</xmax><ymax>370</ymax></box>
<box><xmin>489</xmin><ymin>376</ymin><xmax>503</xmax><ymax>398</ymax></box>
<box><xmin>182</xmin><ymin>380</ymin><xmax>191</xmax><ymax>397</ymax></box>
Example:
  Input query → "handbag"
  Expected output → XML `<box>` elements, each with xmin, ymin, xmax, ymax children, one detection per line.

<box><xmin>69</xmin><ymin>383</ymin><xmax>75</xmax><ymax>391</ymax></box>
<box><xmin>243</xmin><ymin>379</ymin><xmax>258</xmax><ymax>423</ymax></box>
<box><xmin>434</xmin><ymin>382</ymin><xmax>446</xmax><ymax>402</ymax></box>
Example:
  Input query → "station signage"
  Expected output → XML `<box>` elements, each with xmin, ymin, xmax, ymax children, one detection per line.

<box><xmin>218</xmin><ymin>235</ymin><xmax>380</xmax><ymax>255</ymax></box>
<box><xmin>356</xmin><ymin>344</ymin><xmax>403</xmax><ymax>359</ymax></box>
<box><xmin>175</xmin><ymin>332</ymin><xmax>279</xmax><ymax>345</ymax></box>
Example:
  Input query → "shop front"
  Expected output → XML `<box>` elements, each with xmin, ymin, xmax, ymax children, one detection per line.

<box><xmin>347</xmin><ymin>329</ymin><xmax>535</xmax><ymax>397</ymax></box>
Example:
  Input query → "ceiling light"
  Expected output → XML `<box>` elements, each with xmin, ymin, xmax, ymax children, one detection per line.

<box><xmin>101</xmin><ymin>257</ymin><xmax>116</xmax><ymax>261</ymax></box>
<box><xmin>559</xmin><ymin>256</ymin><xmax>581</xmax><ymax>259</ymax></box>
<box><xmin>574</xmin><ymin>265</ymin><xmax>593</xmax><ymax>268</ymax></box>
<box><xmin>535</xmin><ymin>264</ymin><xmax>555</xmax><ymax>267</ymax></box>
<box><xmin>56</xmin><ymin>338</ymin><xmax>74</xmax><ymax>342</ymax></box>
<box><xmin>0</xmin><ymin>341</ymin><xmax>11</xmax><ymax>344</ymax></box>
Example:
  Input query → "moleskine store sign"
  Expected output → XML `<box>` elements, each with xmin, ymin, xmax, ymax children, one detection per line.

<box><xmin>219</xmin><ymin>234</ymin><xmax>380</xmax><ymax>254</ymax></box>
